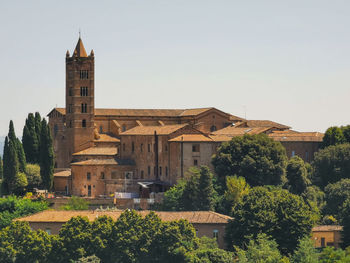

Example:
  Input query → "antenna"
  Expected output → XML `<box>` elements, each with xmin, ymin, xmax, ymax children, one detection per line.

<box><xmin>242</xmin><ymin>105</ymin><xmax>247</xmax><ymax>119</ymax></box>
<box><xmin>79</xmin><ymin>28</ymin><xmax>81</xmax><ymax>38</ymax></box>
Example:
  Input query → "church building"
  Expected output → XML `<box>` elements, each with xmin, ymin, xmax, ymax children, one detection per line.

<box><xmin>48</xmin><ymin>38</ymin><xmax>323</xmax><ymax>198</ymax></box>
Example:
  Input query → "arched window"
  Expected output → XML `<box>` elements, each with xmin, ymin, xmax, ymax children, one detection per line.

<box><xmin>122</xmin><ymin>125</ymin><xmax>126</xmax><ymax>132</ymax></box>
<box><xmin>82</xmin><ymin>119</ymin><xmax>86</xmax><ymax>127</ymax></box>
<box><xmin>210</xmin><ymin>125</ymin><xmax>217</xmax><ymax>132</ymax></box>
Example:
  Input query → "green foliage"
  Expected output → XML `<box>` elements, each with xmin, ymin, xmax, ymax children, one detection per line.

<box><xmin>222</xmin><ymin>176</ymin><xmax>250</xmax><ymax>215</ymax></box>
<box><xmin>22</xmin><ymin>113</ymin><xmax>40</xmax><ymax>163</ymax></box>
<box><xmin>190</xmin><ymin>248</ymin><xmax>234</xmax><ymax>263</ymax></box>
<box><xmin>235</xmin><ymin>233</ymin><xmax>286</xmax><ymax>263</ymax></box>
<box><xmin>39</xmin><ymin>119</ymin><xmax>54</xmax><ymax>191</ymax></box>
<box><xmin>322</xmin><ymin>126</ymin><xmax>346</xmax><ymax>148</ymax></box>
<box><xmin>302</xmin><ymin>186</ymin><xmax>325</xmax><ymax>212</ymax></box>
<box><xmin>225</xmin><ymin>187</ymin><xmax>319</xmax><ymax>255</ymax></box>
<box><xmin>323</xmin><ymin>179</ymin><xmax>350</xmax><ymax>220</ymax></box>
<box><xmin>343</xmin><ymin>125</ymin><xmax>350</xmax><ymax>143</ymax></box>
<box><xmin>0</xmin><ymin>196</ymin><xmax>48</xmax><ymax>229</ymax></box>
<box><xmin>160</xmin><ymin>166</ymin><xmax>217</xmax><ymax>211</ymax></box>
<box><xmin>286</xmin><ymin>156</ymin><xmax>311</xmax><ymax>195</ymax></box>
<box><xmin>0</xmin><ymin>156</ymin><xmax>3</xmax><ymax>180</ymax></box>
<box><xmin>340</xmin><ymin>198</ymin><xmax>350</xmax><ymax>248</ymax></box>
<box><xmin>25</xmin><ymin>163</ymin><xmax>42</xmax><ymax>188</ymax></box>
<box><xmin>160</xmin><ymin>180</ymin><xmax>186</xmax><ymax>211</ymax></box>
<box><xmin>74</xmin><ymin>255</ymin><xmax>101</xmax><ymax>263</ymax></box>
<box><xmin>319</xmin><ymin>247</ymin><xmax>350</xmax><ymax>262</ymax></box>
<box><xmin>291</xmin><ymin>236</ymin><xmax>319</xmax><ymax>263</ymax></box>
<box><xmin>312</xmin><ymin>144</ymin><xmax>350</xmax><ymax>188</ymax></box>
<box><xmin>212</xmin><ymin>134</ymin><xmax>287</xmax><ymax>187</ymax></box>
<box><xmin>61</xmin><ymin>196</ymin><xmax>89</xmax><ymax>210</ymax></box>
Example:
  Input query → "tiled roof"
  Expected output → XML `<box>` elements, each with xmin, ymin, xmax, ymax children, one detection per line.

<box><xmin>230</xmin><ymin>115</ymin><xmax>245</xmax><ymax>122</ymax></box>
<box><xmin>94</xmin><ymin>134</ymin><xmax>120</xmax><ymax>143</ymax></box>
<box><xmin>212</xmin><ymin>126</ymin><xmax>272</xmax><ymax>136</ymax></box>
<box><xmin>52</xmin><ymin>107</ymin><xmax>229</xmax><ymax>118</ymax></box>
<box><xmin>235</xmin><ymin>120</ymin><xmax>290</xmax><ymax>129</ymax></box>
<box><xmin>71</xmin><ymin>158</ymin><xmax>135</xmax><ymax>166</ymax></box>
<box><xmin>17</xmin><ymin>210</ymin><xmax>232</xmax><ymax>224</ymax></box>
<box><xmin>72</xmin><ymin>147</ymin><xmax>118</xmax><ymax>156</ymax></box>
<box><xmin>169</xmin><ymin>134</ymin><xmax>213</xmax><ymax>142</ymax></box>
<box><xmin>54</xmin><ymin>170</ymin><xmax>71</xmax><ymax>178</ymax></box>
<box><xmin>312</xmin><ymin>225</ymin><xmax>343</xmax><ymax>232</ymax></box>
<box><xmin>209</xmin><ymin>134</ymin><xmax>234</xmax><ymax>142</ymax></box>
<box><xmin>269</xmin><ymin>131</ymin><xmax>323</xmax><ymax>142</ymax></box>
<box><xmin>120</xmin><ymin>124</ymin><xmax>187</xmax><ymax>136</ymax></box>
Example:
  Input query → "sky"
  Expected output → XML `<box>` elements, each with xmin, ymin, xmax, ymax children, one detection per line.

<box><xmin>0</xmin><ymin>0</ymin><xmax>349</xmax><ymax>136</ymax></box>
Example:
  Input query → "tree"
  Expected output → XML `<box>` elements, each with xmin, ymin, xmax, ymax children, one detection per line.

<box><xmin>319</xmin><ymin>247</ymin><xmax>350</xmax><ymax>262</ymax></box>
<box><xmin>222</xmin><ymin>176</ymin><xmax>250</xmax><ymax>215</ymax></box>
<box><xmin>286</xmin><ymin>156</ymin><xmax>311</xmax><ymax>195</ymax></box>
<box><xmin>60</xmin><ymin>196</ymin><xmax>89</xmax><ymax>210</ymax></box>
<box><xmin>342</xmin><ymin>125</ymin><xmax>350</xmax><ymax>143</ymax></box>
<box><xmin>182</xmin><ymin>166</ymin><xmax>216</xmax><ymax>211</ymax></box>
<box><xmin>34</xmin><ymin>112</ymin><xmax>42</xmax><ymax>147</ymax></box>
<box><xmin>6</xmin><ymin>140</ymin><xmax>20</xmax><ymax>194</ymax></box>
<box><xmin>225</xmin><ymin>187</ymin><xmax>319</xmax><ymax>255</ymax></box>
<box><xmin>340</xmin><ymin>198</ymin><xmax>350</xmax><ymax>248</ymax></box>
<box><xmin>25</xmin><ymin>164</ymin><xmax>42</xmax><ymax>189</ymax></box>
<box><xmin>74</xmin><ymin>255</ymin><xmax>101</xmax><ymax>263</ymax></box>
<box><xmin>159</xmin><ymin>180</ymin><xmax>186</xmax><ymax>211</ymax></box>
<box><xmin>324</xmin><ymin>179</ymin><xmax>350</xmax><ymax>220</ymax></box>
<box><xmin>212</xmin><ymin>134</ymin><xmax>287</xmax><ymax>187</ymax></box>
<box><xmin>2</xmin><ymin>137</ymin><xmax>9</xmax><ymax>194</ymax></box>
<box><xmin>8</xmin><ymin>120</ymin><xmax>26</xmax><ymax>173</ymax></box>
<box><xmin>312</xmin><ymin>144</ymin><xmax>350</xmax><ymax>188</ymax></box>
<box><xmin>235</xmin><ymin>233</ymin><xmax>287</xmax><ymax>263</ymax></box>
<box><xmin>39</xmin><ymin>119</ymin><xmax>54</xmax><ymax>191</ymax></box>
<box><xmin>291</xmin><ymin>236</ymin><xmax>319</xmax><ymax>263</ymax></box>
<box><xmin>322</xmin><ymin>126</ymin><xmax>345</xmax><ymax>148</ymax></box>
<box><xmin>0</xmin><ymin>156</ymin><xmax>3</xmax><ymax>180</ymax></box>
<box><xmin>302</xmin><ymin>185</ymin><xmax>325</xmax><ymax>213</ymax></box>
<box><xmin>22</xmin><ymin>113</ymin><xmax>40</xmax><ymax>163</ymax></box>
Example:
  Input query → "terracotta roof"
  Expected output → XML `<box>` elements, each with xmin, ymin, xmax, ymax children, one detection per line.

<box><xmin>54</xmin><ymin>170</ymin><xmax>71</xmax><ymax>178</ymax></box>
<box><xmin>312</xmin><ymin>225</ymin><xmax>343</xmax><ymax>232</ymax></box>
<box><xmin>169</xmin><ymin>134</ymin><xmax>213</xmax><ymax>142</ymax></box>
<box><xmin>212</xmin><ymin>126</ymin><xmax>272</xmax><ymax>136</ymax></box>
<box><xmin>209</xmin><ymin>134</ymin><xmax>234</xmax><ymax>142</ymax></box>
<box><xmin>72</xmin><ymin>147</ymin><xmax>118</xmax><ymax>156</ymax></box>
<box><xmin>230</xmin><ymin>115</ymin><xmax>245</xmax><ymax>122</ymax></box>
<box><xmin>17</xmin><ymin>210</ymin><xmax>232</xmax><ymax>224</ymax></box>
<box><xmin>269</xmin><ymin>131</ymin><xmax>324</xmax><ymax>142</ymax></box>
<box><xmin>120</xmin><ymin>124</ymin><xmax>187</xmax><ymax>136</ymax></box>
<box><xmin>73</xmin><ymin>38</ymin><xmax>88</xmax><ymax>57</ymax></box>
<box><xmin>235</xmin><ymin>120</ymin><xmax>290</xmax><ymax>130</ymax></box>
<box><xmin>71</xmin><ymin>158</ymin><xmax>135</xmax><ymax>166</ymax></box>
<box><xmin>94</xmin><ymin>134</ymin><xmax>120</xmax><ymax>143</ymax></box>
<box><xmin>51</xmin><ymin>107</ymin><xmax>229</xmax><ymax>118</ymax></box>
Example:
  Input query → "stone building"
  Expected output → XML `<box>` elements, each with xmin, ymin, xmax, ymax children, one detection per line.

<box><xmin>48</xmin><ymin>38</ymin><xmax>323</xmax><ymax>197</ymax></box>
<box><xmin>17</xmin><ymin>210</ymin><xmax>231</xmax><ymax>249</ymax></box>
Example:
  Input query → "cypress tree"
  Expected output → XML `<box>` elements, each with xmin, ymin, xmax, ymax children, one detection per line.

<box><xmin>0</xmin><ymin>156</ymin><xmax>3</xmax><ymax>180</ymax></box>
<box><xmin>7</xmin><ymin>139</ymin><xmax>19</xmax><ymax>193</ymax></box>
<box><xmin>16</xmin><ymin>138</ymin><xmax>26</xmax><ymax>173</ymax></box>
<box><xmin>197</xmin><ymin>166</ymin><xmax>216</xmax><ymax>211</ymax></box>
<box><xmin>2</xmin><ymin>137</ymin><xmax>9</xmax><ymax>193</ymax></box>
<box><xmin>35</xmin><ymin>112</ymin><xmax>42</xmax><ymax>147</ymax></box>
<box><xmin>22</xmin><ymin>113</ymin><xmax>39</xmax><ymax>163</ymax></box>
<box><xmin>39</xmin><ymin>119</ymin><xmax>54</xmax><ymax>191</ymax></box>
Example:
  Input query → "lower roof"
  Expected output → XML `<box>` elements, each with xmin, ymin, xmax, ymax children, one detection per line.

<box><xmin>17</xmin><ymin>210</ymin><xmax>232</xmax><ymax>224</ymax></box>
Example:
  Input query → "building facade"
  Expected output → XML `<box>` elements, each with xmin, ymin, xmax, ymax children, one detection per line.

<box><xmin>49</xmin><ymin>38</ymin><xmax>323</xmax><ymax>197</ymax></box>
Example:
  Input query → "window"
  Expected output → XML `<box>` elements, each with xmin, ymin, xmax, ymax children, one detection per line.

<box><xmin>80</xmin><ymin>86</ymin><xmax>88</xmax><ymax>96</ymax></box>
<box><xmin>192</xmin><ymin>144</ymin><xmax>200</xmax><ymax>152</ymax></box>
<box><xmin>132</xmin><ymin>142</ymin><xmax>135</xmax><ymax>153</ymax></box>
<box><xmin>69</xmin><ymin>120</ymin><xmax>72</xmax><ymax>128</ymax></box>
<box><xmin>213</xmin><ymin>229</ymin><xmax>219</xmax><ymax>240</ymax></box>
<box><xmin>101</xmin><ymin>172</ymin><xmax>105</xmax><ymax>179</ymax></box>
<box><xmin>99</xmin><ymin>126</ymin><xmax>103</xmax><ymax>133</ymax></box>
<box><xmin>148</xmin><ymin>166</ymin><xmax>151</xmax><ymax>177</ymax></box>
<box><xmin>159</xmin><ymin>166</ymin><xmax>162</xmax><ymax>176</ymax></box>
<box><xmin>88</xmin><ymin>185</ymin><xmax>91</xmax><ymax>197</ymax></box>
<box><xmin>125</xmin><ymin>171</ymin><xmax>133</xmax><ymax>179</ymax></box>
<box><xmin>321</xmin><ymin>237</ymin><xmax>325</xmax><ymax>247</ymax></box>
<box><xmin>166</xmin><ymin>166</ymin><xmax>168</xmax><ymax>177</ymax></box>
<box><xmin>122</xmin><ymin>125</ymin><xmax>126</xmax><ymax>132</ymax></box>
<box><xmin>80</xmin><ymin>70</ymin><xmax>89</xmax><ymax>79</ymax></box>
<box><xmin>82</xmin><ymin>119</ymin><xmax>86</xmax><ymax>127</ymax></box>
<box><xmin>81</xmin><ymin>103</ymin><xmax>87</xmax><ymax>113</ymax></box>
<box><xmin>141</xmin><ymin>170</ymin><xmax>144</xmax><ymax>179</ymax></box>
<box><xmin>194</xmin><ymin>159</ymin><xmax>198</xmax><ymax>166</ymax></box>
<box><xmin>87</xmin><ymin>172</ymin><xmax>91</xmax><ymax>181</ymax></box>
<box><xmin>54</xmin><ymin>124</ymin><xmax>58</xmax><ymax>137</ymax></box>
<box><xmin>165</xmin><ymin>145</ymin><xmax>168</xmax><ymax>152</ymax></box>
<box><xmin>140</xmin><ymin>143</ymin><xmax>143</xmax><ymax>152</ymax></box>
<box><xmin>291</xmin><ymin>151</ymin><xmax>295</xmax><ymax>157</ymax></box>
<box><xmin>45</xmin><ymin>228</ymin><xmax>51</xmax><ymax>235</ymax></box>
<box><xmin>148</xmin><ymin>144</ymin><xmax>151</xmax><ymax>152</ymax></box>
<box><xmin>69</xmin><ymin>88</ymin><xmax>73</xmax><ymax>96</ymax></box>
<box><xmin>68</xmin><ymin>104</ymin><xmax>73</xmax><ymax>113</ymax></box>
<box><xmin>210</xmin><ymin>125</ymin><xmax>217</xmax><ymax>132</ymax></box>
<box><xmin>305</xmin><ymin>151</ymin><xmax>309</xmax><ymax>161</ymax></box>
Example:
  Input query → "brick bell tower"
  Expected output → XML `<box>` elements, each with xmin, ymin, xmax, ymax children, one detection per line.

<box><xmin>65</xmin><ymin>37</ymin><xmax>95</xmax><ymax>158</ymax></box>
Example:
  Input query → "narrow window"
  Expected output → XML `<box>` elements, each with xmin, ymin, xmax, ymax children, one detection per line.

<box><xmin>159</xmin><ymin>166</ymin><xmax>162</xmax><ymax>176</ymax></box>
<box><xmin>68</xmin><ymin>104</ymin><xmax>73</xmax><ymax>113</ymax></box>
<box><xmin>165</xmin><ymin>145</ymin><xmax>168</xmax><ymax>152</ymax></box>
<box><xmin>69</xmin><ymin>120</ymin><xmax>72</xmax><ymax>128</ymax></box>
<box><xmin>132</xmin><ymin>142</ymin><xmax>135</xmax><ymax>153</ymax></box>
<box><xmin>87</xmin><ymin>172</ymin><xmax>91</xmax><ymax>181</ymax></box>
<box><xmin>291</xmin><ymin>151</ymin><xmax>295</xmax><ymax>157</ymax></box>
<box><xmin>123</xmin><ymin>143</ymin><xmax>126</xmax><ymax>152</ymax></box>
<box><xmin>192</xmin><ymin>144</ymin><xmax>200</xmax><ymax>152</ymax></box>
<box><xmin>141</xmin><ymin>170</ymin><xmax>144</xmax><ymax>179</ymax></box>
<box><xmin>148</xmin><ymin>166</ymin><xmax>151</xmax><ymax>177</ymax></box>
<box><xmin>140</xmin><ymin>143</ymin><xmax>143</xmax><ymax>152</ymax></box>
<box><xmin>148</xmin><ymin>144</ymin><xmax>151</xmax><ymax>152</ymax></box>
<box><xmin>122</xmin><ymin>125</ymin><xmax>126</xmax><ymax>132</ymax></box>
<box><xmin>305</xmin><ymin>151</ymin><xmax>309</xmax><ymax>162</ymax></box>
<box><xmin>54</xmin><ymin>124</ymin><xmax>58</xmax><ymax>137</ymax></box>
<box><xmin>321</xmin><ymin>237</ymin><xmax>325</xmax><ymax>247</ymax></box>
<box><xmin>88</xmin><ymin>185</ymin><xmax>91</xmax><ymax>197</ymax></box>
<box><xmin>166</xmin><ymin>166</ymin><xmax>168</xmax><ymax>177</ymax></box>
<box><xmin>82</xmin><ymin>119</ymin><xmax>86</xmax><ymax>127</ymax></box>
<box><xmin>99</xmin><ymin>126</ymin><xmax>103</xmax><ymax>133</ymax></box>
<box><xmin>101</xmin><ymin>172</ymin><xmax>105</xmax><ymax>179</ymax></box>
<box><xmin>80</xmin><ymin>70</ymin><xmax>89</xmax><ymax>79</ymax></box>
<box><xmin>194</xmin><ymin>159</ymin><xmax>198</xmax><ymax>166</ymax></box>
<box><xmin>69</xmin><ymin>88</ymin><xmax>73</xmax><ymax>96</ymax></box>
<box><xmin>213</xmin><ymin>230</ymin><xmax>219</xmax><ymax>240</ymax></box>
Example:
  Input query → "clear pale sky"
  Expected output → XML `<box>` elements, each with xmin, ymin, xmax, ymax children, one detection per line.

<box><xmin>0</xmin><ymin>1</ymin><xmax>349</xmax><ymax>136</ymax></box>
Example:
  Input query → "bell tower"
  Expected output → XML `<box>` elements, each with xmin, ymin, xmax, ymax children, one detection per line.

<box><xmin>65</xmin><ymin>37</ymin><xmax>95</xmax><ymax>157</ymax></box>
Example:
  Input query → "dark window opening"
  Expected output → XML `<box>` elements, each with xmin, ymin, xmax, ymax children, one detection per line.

<box><xmin>99</xmin><ymin>126</ymin><xmax>103</xmax><ymax>133</ymax></box>
<box><xmin>192</xmin><ymin>144</ymin><xmax>200</xmax><ymax>152</ymax></box>
<box><xmin>141</xmin><ymin>143</ymin><xmax>143</xmax><ymax>152</ymax></box>
<box><xmin>80</xmin><ymin>70</ymin><xmax>89</xmax><ymax>79</ymax></box>
<box><xmin>321</xmin><ymin>238</ymin><xmax>325</xmax><ymax>247</ymax></box>
<box><xmin>166</xmin><ymin>166</ymin><xmax>168</xmax><ymax>177</ymax></box>
<box><xmin>122</xmin><ymin>125</ymin><xmax>126</xmax><ymax>132</ymax></box>
<box><xmin>148</xmin><ymin>144</ymin><xmax>151</xmax><ymax>152</ymax></box>
<box><xmin>101</xmin><ymin>172</ymin><xmax>105</xmax><ymax>179</ymax></box>
<box><xmin>132</xmin><ymin>142</ymin><xmax>135</xmax><ymax>153</ymax></box>
<box><xmin>159</xmin><ymin>166</ymin><xmax>162</xmax><ymax>176</ymax></box>
<box><xmin>141</xmin><ymin>170</ymin><xmax>144</xmax><ymax>179</ymax></box>
<box><xmin>148</xmin><ymin>166</ymin><xmax>151</xmax><ymax>177</ymax></box>
<box><xmin>80</xmin><ymin>86</ymin><xmax>88</xmax><ymax>96</ymax></box>
<box><xmin>69</xmin><ymin>88</ymin><xmax>73</xmax><ymax>96</ymax></box>
<box><xmin>82</xmin><ymin>119</ymin><xmax>86</xmax><ymax>127</ymax></box>
<box><xmin>210</xmin><ymin>125</ymin><xmax>217</xmax><ymax>132</ymax></box>
<box><xmin>88</xmin><ymin>185</ymin><xmax>91</xmax><ymax>197</ymax></box>
<box><xmin>81</xmin><ymin>103</ymin><xmax>87</xmax><ymax>113</ymax></box>
<box><xmin>87</xmin><ymin>172</ymin><xmax>91</xmax><ymax>181</ymax></box>
<box><xmin>165</xmin><ymin>145</ymin><xmax>168</xmax><ymax>152</ymax></box>
<box><xmin>194</xmin><ymin>159</ymin><xmax>198</xmax><ymax>166</ymax></box>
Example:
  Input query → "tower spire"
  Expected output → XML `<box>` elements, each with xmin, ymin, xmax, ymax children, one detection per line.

<box><xmin>73</xmin><ymin>36</ymin><xmax>88</xmax><ymax>57</ymax></box>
